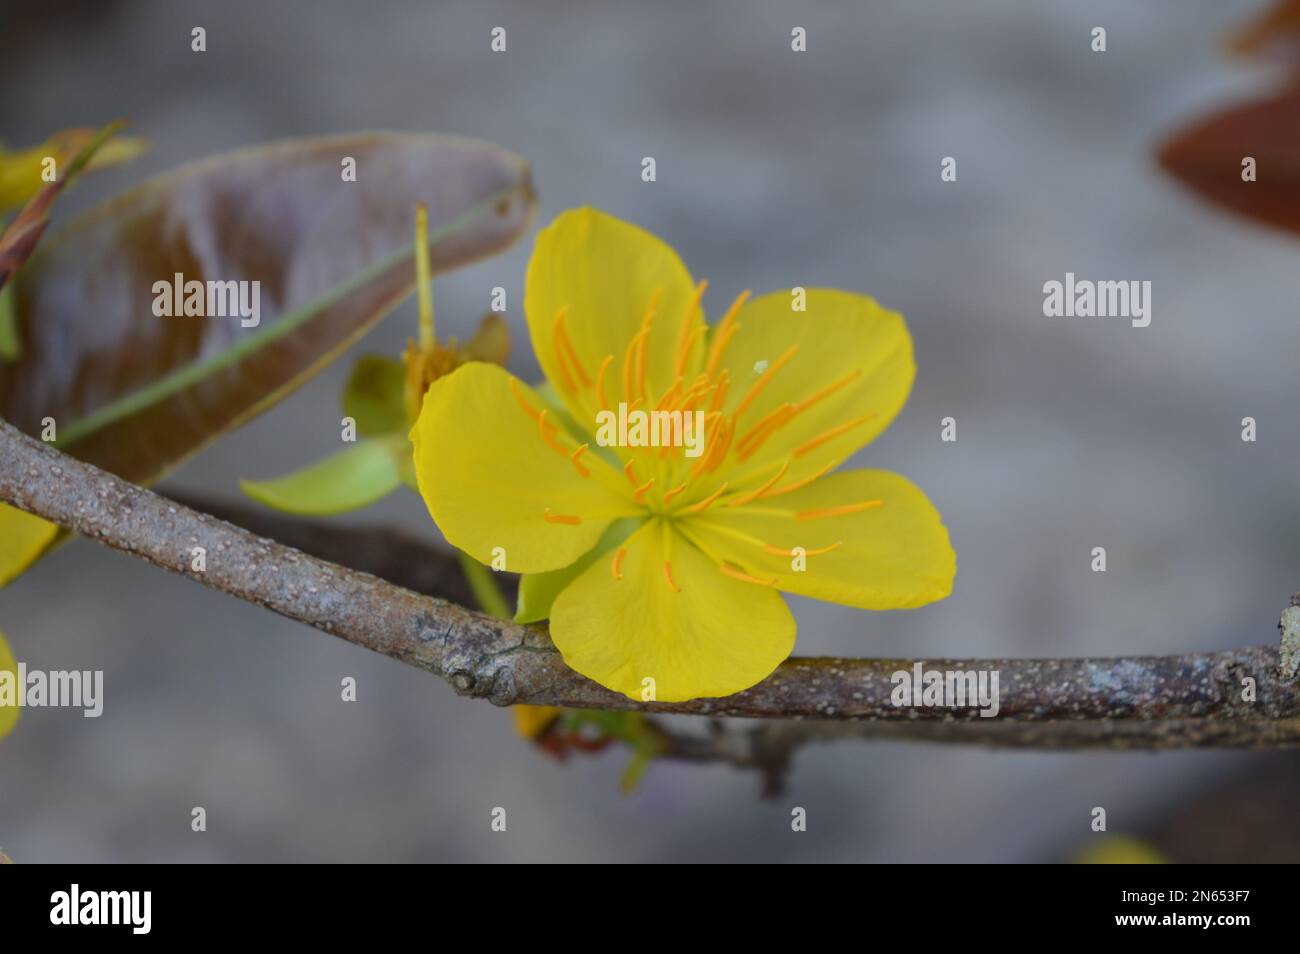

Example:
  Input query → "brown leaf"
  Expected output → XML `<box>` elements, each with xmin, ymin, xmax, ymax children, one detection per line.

<box><xmin>1157</xmin><ymin>84</ymin><xmax>1300</xmax><ymax>237</ymax></box>
<box><xmin>1227</xmin><ymin>0</ymin><xmax>1300</xmax><ymax>61</ymax></box>
<box><xmin>0</xmin><ymin>132</ymin><xmax>535</xmax><ymax>486</ymax></box>
<box><xmin>0</xmin><ymin>187</ymin><xmax>56</xmax><ymax>290</ymax></box>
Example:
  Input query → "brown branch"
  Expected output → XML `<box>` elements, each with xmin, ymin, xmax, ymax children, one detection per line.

<box><xmin>2</xmin><ymin>418</ymin><xmax>1299</xmax><ymax>752</ymax></box>
<box><xmin>653</xmin><ymin>714</ymin><xmax>1300</xmax><ymax>795</ymax></box>
<box><xmin>164</xmin><ymin>492</ymin><xmax>513</xmax><ymax>611</ymax></box>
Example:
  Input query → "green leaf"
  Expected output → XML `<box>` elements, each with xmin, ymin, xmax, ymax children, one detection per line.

<box><xmin>515</xmin><ymin>517</ymin><xmax>643</xmax><ymax>623</ymax></box>
<box><xmin>341</xmin><ymin>354</ymin><xmax>406</xmax><ymax>437</ymax></box>
<box><xmin>240</xmin><ymin>435</ymin><xmax>408</xmax><ymax>516</ymax></box>
<box><xmin>460</xmin><ymin>312</ymin><xmax>511</xmax><ymax>365</ymax></box>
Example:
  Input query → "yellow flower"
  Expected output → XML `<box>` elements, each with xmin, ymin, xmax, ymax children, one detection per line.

<box><xmin>411</xmin><ymin>207</ymin><xmax>955</xmax><ymax>702</ymax></box>
<box><xmin>0</xmin><ymin>629</ymin><xmax>19</xmax><ymax>740</ymax></box>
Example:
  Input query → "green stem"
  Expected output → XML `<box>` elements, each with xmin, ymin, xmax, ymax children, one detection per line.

<box><xmin>414</xmin><ymin>203</ymin><xmax>435</xmax><ymax>350</ymax></box>
<box><xmin>456</xmin><ymin>551</ymin><xmax>511</xmax><ymax>619</ymax></box>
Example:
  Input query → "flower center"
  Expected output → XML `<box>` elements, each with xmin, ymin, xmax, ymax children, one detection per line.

<box><xmin>513</xmin><ymin>285</ymin><xmax>885</xmax><ymax>586</ymax></box>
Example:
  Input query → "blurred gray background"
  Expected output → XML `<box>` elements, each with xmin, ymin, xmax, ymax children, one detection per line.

<box><xmin>2</xmin><ymin>0</ymin><xmax>1298</xmax><ymax>862</ymax></box>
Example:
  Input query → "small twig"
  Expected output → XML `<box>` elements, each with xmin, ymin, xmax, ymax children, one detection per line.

<box><xmin>2</xmin><ymin>418</ymin><xmax>1298</xmax><ymax>752</ymax></box>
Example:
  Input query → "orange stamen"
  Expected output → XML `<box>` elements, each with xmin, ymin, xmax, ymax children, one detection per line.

<box><xmin>621</xmin><ymin>328</ymin><xmax>647</xmax><ymax>405</ymax></box>
<box><xmin>595</xmin><ymin>353</ymin><xmax>614</xmax><ymax>410</ymax></box>
<box><xmin>551</xmin><ymin>336</ymin><xmax>579</xmax><ymax>393</ymax></box>
<box><xmin>762</xmin><ymin>541</ymin><xmax>844</xmax><ymax>556</ymax></box>
<box><xmin>670</xmin><ymin>376</ymin><xmax>712</xmax><ymax>414</ymax></box>
<box><xmin>635</xmin><ymin>328</ymin><xmax>650</xmax><ymax>401</ymax></box>
<box><xmin>795</xmin><ymin>500</ymin><xmax>883</xmax><ymax>521</ymax></box>
<box><xmin>629</xmin><ymin>288</ymin><xmax>662</xmax><ymax>402</ymax></box>
<box><xmin>509</xmin><ymin>378</ymin><xmax>542</xmax><ymax>424</ymax></box>
<box><xmin>736</xmin><ymin>370</ymin><xmax>864</xmax><ymax>462</ymax></box>
<box><xmin>543</xmin><ymin>508</ymin><xmax>583</xmax><ymax>525</ymax></box>
<box><xmin>718</xmin><ymin>563</ymin><xmax>778</xmax><ymax>587</ymax></box>
<box><xmin>553</xmin><ymin>307</ymin><xmax>591</xmax><ymax>388</ymax></box>
<box><xmin>654</xmin><ymin>377</ymin><xmax>683</xmax><ymax>411</ymax></box>
<box><xmin>705</xmin><ymin>418</ymin><xmax>734</xmax><ymax>472</ymax></box>
<box><xmin>737</xmin><ymin>402</ymin><xmax>796</xmax><ymax>453</ymax></box>
<box><xmin>760</xmin><ymin>459</ymin><xmax>838</xmax><ymax>499</ymax></box>
<box><xmin>792</xmin><ymin>412</ymin><xmax>877</xmax><ymax>459</ymax></box>
<box><xmin>690</xmin><ymin>420</ymin><xmax>723</xmax><ymax>478</ymax></box>
<box><xmin>726</xmin><ymin>460</ymin><xmax>790</xmax><ymax>507</ymax></box>
<box><xmin>672</xmin><ymin>280</ymin><xmax>708</xmax><ymax>372</ymax></box>
<box><xmin>691</xmin><ymin>417</ymin><xmax>732</xmax><ymax>477</ymax></box>
<box><xmin>536</xmin><ymin>409</ymin><xmax>568</xmax><ymax>457</ymax></box>
<box><xmin>569</xmin><ymin>443</ymin><xmax>591</xmax><ymax>478</ymax></box>
<box><xmin>793</xmin><ymin>367</ymin><xmax>861</xmax><ymax>415</ymax></box>
<box><xmin>707</xmin><ymin>369</ymin><xmax>730</xmax><ymax>415</ymax></box>
<box><xmin>642</xmin><ymin>288</ymin><xmax>664</xmax><ymax>328</ymax></box>
<box><xmin>704</xmin><ymin>291</ymin><xmax>750</xmax><ymax>377</ymax></box>
<box><xmin>679</xmin><ymin>482</ymin><xmax>728</xmax><ymax>514</ymax></box>
<box><xmin>732</xmin><ymin>344</ymin><xmax>798</xmax><ymax>423</ymax></box>
<box><xmin>611</xmin><ymin>547</ymin><xmax>628</xmax><ymax>580</ymax></box>
<box><xmin>624</xmin><ymin>459</ymin><xmax>641</xmax><ymax>487</ymax></box>
<box><xmin>662</xmin><ymin>481</ymin><xmax>689</xmax><ymax>506</ymax></box>
<box><xmin>674</xmin><ymin>324</ymin><xmax>707</xmax><ymax>380</ymax></box>
<box><xmin>736</xmin><ymin>406</ymin><xmax>799</xmax><ymax>463</ymax></box>
<box><xmin>662</xmin><ymin>561</ymin><xmax>681</xmax><ymax>592</ymax></box>
<box><xmin>633</xmin><ymin>478</ymin><xmax>656</xmax><ymax>504</ymax></box>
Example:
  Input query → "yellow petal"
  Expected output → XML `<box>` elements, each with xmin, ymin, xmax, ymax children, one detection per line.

<box><xmin>683</xmin><ymin>468</ymin><xmax>954</xmax><ymax>610</ymax></box>
<box><xmin>549</xmin><ymin>519</ymin><xmax>795</xmax><ymax>701</ymax></box>
<box><xmin>0</xmin><ymin>129</ymin><xmax>148</xmax><ymax>212</ymax></box>
<box><xmin>513</xmin><ymin>704</ymin><xmax>561</xmax><ymax>739</ymax></box>
<box><xmin>524</xmin><ymin>207</ymin><xmax>707</xmax><ymax>428</ymax></box>
<box><xmin>0</xmin><ymin>504</ymin><xmax>59</xmax><ymax>589</ymax></box>
<box><xmin>515</xmin><ymin>516</ymin><xmax>643</xmax><ymax>623</ymax></box>
<box><xmin>0</xmin><ymin>628</ymin><xmax>19</xmax><ymax>739</ymax></box>
<box><xmin>410</xmin><ymin>361</ymin><xmax>635</xmax><ymax>573</ymax></box>
<box><xmin>714</xmin><ymin>289</ymin><xmax>913</xmax><ymax>488</ymax></box>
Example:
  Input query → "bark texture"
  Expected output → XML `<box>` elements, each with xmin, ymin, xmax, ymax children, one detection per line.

<box><xmin>3</xmin><ymin>419</ymin><xmax>1298</xmax><ymax>750</ymax></box>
